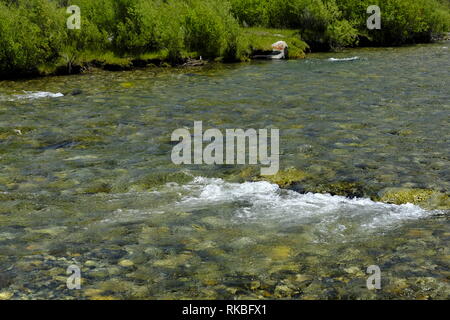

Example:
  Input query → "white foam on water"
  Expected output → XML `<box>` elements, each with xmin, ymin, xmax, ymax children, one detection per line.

<box><xmin>7</xmin><ymin>91</ymin><xmax>64</xmax><ymax>101</ymax></box>
<box><xmin>176</xmin><ymin>177</ymin><xmax>438</xmax><ymax>233</ymax></box>
<box><xmin>328</xmin><ymin>56</ymin><xmax>360</xmax><ymax>62</ymax></box>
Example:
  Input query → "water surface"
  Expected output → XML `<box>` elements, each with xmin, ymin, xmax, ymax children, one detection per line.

<box><xmin>0</xmin><ymin>43</ymin><xmax>449</xmax><ymax>299</ymax></box>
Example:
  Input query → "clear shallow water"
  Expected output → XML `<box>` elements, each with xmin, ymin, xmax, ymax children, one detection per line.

<box><xmin>0</xmin><ymin>44</ymin><xmax>449</xmax><ymax>299</ymax></box>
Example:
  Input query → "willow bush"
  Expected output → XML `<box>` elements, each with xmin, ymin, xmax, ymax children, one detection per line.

<box><xmin>0</xmin><ymin>0</ymin><xmax>66</xmax><ymax>75</ymax></box>
<box><xmin>230</xmin><ymin>0</ymin><xmax>450</xmax><ymax>48</ymax></box>
<box><xmin>184</xmin><ymin>0</ymin><xmax>244</xmax><ymax>60</ymax></box>
<box><xmin>334</xmin><ymin>0</ymin><xmax>450</xmax><ymax>45</ymax></box>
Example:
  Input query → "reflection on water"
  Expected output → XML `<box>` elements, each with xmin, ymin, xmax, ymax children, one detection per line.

<box><xmin>0</xmin><ymin>44</ymin><xmax>448</xmax><ymax>299</ymax></box>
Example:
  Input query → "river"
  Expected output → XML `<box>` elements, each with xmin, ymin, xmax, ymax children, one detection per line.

<box><xmin>0</xmin><ymin>43</ymin><xmax>448</xmax><ymax>299</ymax></box>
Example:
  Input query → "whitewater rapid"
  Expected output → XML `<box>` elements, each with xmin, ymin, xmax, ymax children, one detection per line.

<box><xmin>174</xmin><ymin>177</ymin><xmax>438</xmax><ymax>235</ymax></box>
<box><xmin>0</xmin><ymin>91</ymin><xmax>64</xmax><ymax>101</ymax></box>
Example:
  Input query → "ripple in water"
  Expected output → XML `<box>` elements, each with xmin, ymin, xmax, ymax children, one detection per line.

<box><xmin>327</xmin><ymin>56</ymin><xmax>360</xmax><ymax>62</ymax></box>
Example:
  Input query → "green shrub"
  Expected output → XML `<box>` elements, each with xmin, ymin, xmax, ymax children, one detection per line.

<box><xmin>111</xmin><ymin>0</ymin><xmax>244</xmax><ymax>62</ymax></box>
<box><xmin>1</xmin><ymin>0</ymin><xmax>449</xmax><ymax>76</ymax></box>
<box><xmin>335</xmin><ymin>0</ymin><xmax>450</xmax><ymax>45</ymax></box>
<box><xmin>231</xmin><ymin>0</ymin><xmax>449</xmax><ymax>48</ymax></box>
<box><xmin>231</xmin><ymin>0</ymin><xmax>358</xmax><ymax>49</ymax></box>
<box><xmin>229</xmin><ymin>0</ymin><xmax>269</xmax><ymax>26</ymax></box>
<box><xmin>65</xmin><ymin>0</ymin><xmax>115</xmax><ymax>52</ymax></box>
<box><xmin>156</xmin><ymin>1</ymin><xmax>187</xmax><ymax>62</ymax></box>
<box><xmin>184</xmin><ymin>0</ymin><xmax>228</xmax><ymax>58</ymax></box>
<box><xmin>0</xmin><ymin>0</ymin><xmax>66</xmax><ymax>75</ymax></box>
<box><xmin>107</xmin><ymin>0</ymin><xmax>186</xmax><ymax>61</ymax></box>
<box><xmin>242</xmin><ymin>27</ymin><xmax>309</xmax><ymax>58</ymax></box>
<box><xmin>326</xmin><ymin>19</ymin><xmax>358</xmax><ymax>48</ymax></box>
<box><xmin>184</xmin><ymin>0</ymin><xmax>243</xmax><ymax>60</ymax></box>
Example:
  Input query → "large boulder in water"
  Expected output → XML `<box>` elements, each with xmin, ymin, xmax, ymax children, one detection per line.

<box><xmin>378</xmin><ymin>187</ymin><xmax>450</xmax><ymax>210</ymax></box>
<box><xmin>271</xmin><ymin>41</ymin><xmax>289</xmax><ymax>59</ymax></box>
<box><xmin>252</xmin><ymin>40</ymin><xmax>289</xmax><ymax>60</ymax></box>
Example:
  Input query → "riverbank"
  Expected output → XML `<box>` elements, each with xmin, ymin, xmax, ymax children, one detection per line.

<box><xmin>5</xmin><ymin>34</ymin><xmax>450</xmax><ymax>81</ymax></box>
<box><xmin>1</xmin><ymin>0</ymin><xmax>450</xmax><ymax>80</ymax></box>
<box><xmin>33</xmin><ymin>27</ymin><xmax>310</xmax><ymax>78</ymax></box>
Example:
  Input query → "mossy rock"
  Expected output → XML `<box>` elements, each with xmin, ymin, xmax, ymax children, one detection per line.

<box><xmin>226</xmin><ymin>166</ymin><xmax>260</xmax><ymax>183</ymax></box>
<box><xmin>310</xmin><ymin>181</ymin><xmax>366</xmax><ymax>198</ymax></box>
<box><xmin>261</xmin><ymin>167</ymin><xmax>308</xmax><ymax>188</ymax></box>
<box><xmin>378</xmin><ymin>188</ymin><xmax>450</xmax><ymax>210</ymax></box>
<box><xmin>239</xmin><ymin>166</ymin><xmax>260</xmax><ymax>180</ymax></box>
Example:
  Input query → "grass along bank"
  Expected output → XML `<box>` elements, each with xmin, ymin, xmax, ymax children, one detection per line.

<box><xmin>36</xmin><ymin>27</ymin><xmax>310</xmax><ymax>76</ymax></box>
<box><xmin>0</xmin><ymin>0</ymin><xmax>449</xmax><ymax>78</ymax></box>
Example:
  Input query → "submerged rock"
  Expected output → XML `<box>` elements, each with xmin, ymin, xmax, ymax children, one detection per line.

<box><xmin>153</xmin><ymin>253</ymin><xmax>192</xmax><ymax>268</ymax></box>
<box><xmin>84</xmin><ymin>288</ymin><xmax>104</xmax><ymax>297</ymax></box>
<box><xmin>0</xmin><ymin>291</ymin><xmax>13</xmax><ymax>300</ymax></box>
<box><xmin>84</xmin><ymin>260</ymin><xmax>97</xmax><ymax>267</ymax></box>
<box><xmin>230</xmin><ymin>237</ymin><xmax>257</xmax><ymax>249</ymax></box>
<box><xmin>274</xmin><ymin>284</ymin><xmax>295</xmax><ymax>298</ymax></box>
<box><xmin>249</xmin><ymin>280</ymin><xmax>261</xmax><ymax>290</ymax></box>
<box><xmin>343</xmin><ymin>266</ymin><xmax>364</xmax><ymax>277</ymax></box>
<box><xmin>118</xmin><ymin>259</ymin><xmax>134</xmax><ymax>267</ymax></box>
<box><xmin>120</xmin><ymin>82</ymin><xmax>134</xmax><ymax>88</ymax></box>
<box><xmin>70</xmin><ymin>89</ymin><xmax>83</xmax><ymax>96</ymax></box>
<box><xmin>269</xmin><ymin>246</ymin><xmax>293</xmax><ymax>260</ymax></box>
<box><xmin>294</xmin><ymin>274</ymin><xmax>313</xmax><ymax>283</ymax></box>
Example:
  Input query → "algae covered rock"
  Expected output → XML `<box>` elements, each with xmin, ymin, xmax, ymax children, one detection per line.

<box><xmin>311</xmin><ymin>181</ymin><xmax>366</xmax><ymax>198</ymax></box>
<box><xmin>378</xmin><ymin>188</ymin><xmax>450</xmax><ymax>210</ymax></box>
<box><xmin>261</xmin><ymin>167</ymin><xmax>308</xmax><ymax>188</ymax></box>
<box><xmin>226</xmin><ymin>166</ymin><xmax>260</xmax><ymax>183</ymax></box>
